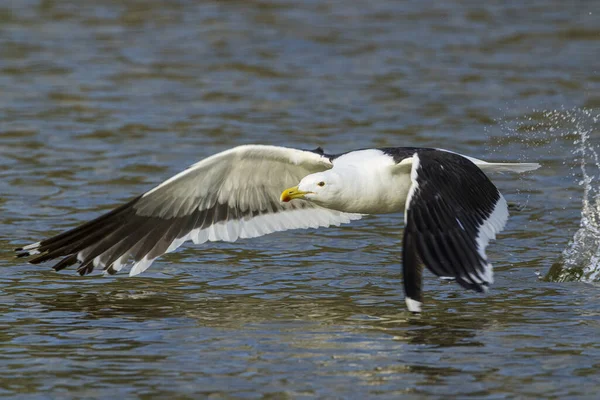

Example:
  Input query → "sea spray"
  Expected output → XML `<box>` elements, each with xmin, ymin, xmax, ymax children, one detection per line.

<box><xmin>544</xmin><ymin>109</ymin><xmax>600</xmax><ymax>282</ymax></box>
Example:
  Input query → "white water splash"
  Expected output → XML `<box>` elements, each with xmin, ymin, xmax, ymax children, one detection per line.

<box><xmin>546</xmin><ymin>109</ymin><xmax>600</xmax><ymax>282</ymax></box>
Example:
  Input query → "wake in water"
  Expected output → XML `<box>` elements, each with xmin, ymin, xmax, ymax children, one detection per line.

<box><xmin>545</xmin><ymin>109</ymin><xmax>600</xmax><ymax>282</ymax></box>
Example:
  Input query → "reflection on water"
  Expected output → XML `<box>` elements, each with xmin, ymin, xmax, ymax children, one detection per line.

<box><xmin>1</xmin><ymin>0</ymin><xmax>600</xmax><ymax>398</ymax></box>
<box><xmin>2</xmin><ymin>264</ymin><xmax>594</xmax><ymax>398</ymax></box>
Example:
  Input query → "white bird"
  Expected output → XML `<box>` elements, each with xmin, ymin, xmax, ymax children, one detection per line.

<box><xmin>15</xmin><ymin>145</ymin><xmax>540</xmax><ymax>312</ymax></box>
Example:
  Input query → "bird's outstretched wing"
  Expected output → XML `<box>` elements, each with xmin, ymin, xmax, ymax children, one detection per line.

<box><xmin>401</xmin><ymin>149</ymin><xmax>509</xmax><ymax>312</ymax></box>
<box><xmin>16</xmin><ymin>145</ymin><xmax>362</xmax><ymax>276</ymax></box>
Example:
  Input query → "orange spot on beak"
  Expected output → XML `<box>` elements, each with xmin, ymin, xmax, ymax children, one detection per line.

<box><xmin>281</xmin><ymin>186</ymin><xmax>309</xmax><ymax>203</ymax></box>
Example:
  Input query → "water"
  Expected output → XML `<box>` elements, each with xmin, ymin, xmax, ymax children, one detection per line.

<box><xmin>545</xmin><ymin>110</ymin><xmax>600</xmax><ymax>282</ymax></box>
<box><xmin>1</xmin><ymin>0</ymin><xmax>599</xmax><ymax>398</ymax></box>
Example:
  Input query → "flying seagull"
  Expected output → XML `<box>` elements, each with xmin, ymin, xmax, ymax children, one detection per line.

<box><xmin>15</xmin><ymin>145</ymin><xmax>539</xmax><ymax>312</ymax></box>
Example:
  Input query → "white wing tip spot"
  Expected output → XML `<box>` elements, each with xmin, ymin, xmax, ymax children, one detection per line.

<box><xmin>482</xmin><ymin>262</ymin><xmax>494</xmax><ymax>285</ymax></box>
<box><xmin>22</xmin><ymin>241</ymin><xmax>41</xmax><ymax>251</ymax></box>
<box><xmin>405</xmin><ymin>297</ymin><xmax>422</xmax><ymax>313</ymax></box>
<box><xmin>129</xmin><ymin>257</ymin><xmax>155</xmax><ymax>277</ymax></box>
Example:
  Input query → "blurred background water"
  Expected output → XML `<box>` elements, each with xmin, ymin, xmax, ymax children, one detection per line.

<box><xmin>0</xmin><ymin>0</ymin><xmax>599</xmax><ymax>398</ymax></box>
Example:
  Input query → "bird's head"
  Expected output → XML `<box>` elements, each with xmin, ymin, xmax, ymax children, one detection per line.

<box><xmin>280</xmin><ymin>172</ymin><xmax>337</xmax><ymax>207</ymax></box>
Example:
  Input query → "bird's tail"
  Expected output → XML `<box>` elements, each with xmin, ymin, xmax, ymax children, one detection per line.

<box><xmin>475</xmin><ymin>162</ymin><xmax>541</xmax><ymax>173</ymax></box>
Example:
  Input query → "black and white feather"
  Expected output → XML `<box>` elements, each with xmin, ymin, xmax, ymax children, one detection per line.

<box><xmin>16</xmin><ymin>145</ymin><xmax>361</xmax><ymax>276</ymax></box>
<box><xmin>400</xmin><ymin>150</ymin><xmax>510</xmax><ymax>312</ymax></box>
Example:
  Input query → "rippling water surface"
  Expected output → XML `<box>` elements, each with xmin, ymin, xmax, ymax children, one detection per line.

<box><xmin>1</xmin><ymin>1</ymin><xmax>599</xmax><ymax>398</ymax></box>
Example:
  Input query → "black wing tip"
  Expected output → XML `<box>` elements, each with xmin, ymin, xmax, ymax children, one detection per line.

<box><xmin>15</xmin><ymin>247</ymin><xmax>78</xmax><ymax>274</ymax></box>
<box><xmin>78</xmin><ymin>268</ymin><xmax>92</xmax><ymax>276</ymax></box>
<box><xmin>105</xmin><ymin>268</ymin><xmax>117</xmax><ymax>275</ymax></box>
<box><xmin>15</xmin><ymin>242</ymin><xmax>43</xmax><ymax>259</ymax></box>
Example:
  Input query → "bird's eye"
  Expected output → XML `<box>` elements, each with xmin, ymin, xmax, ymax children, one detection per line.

<box><xmin>317</xmin><ymin>181</ymin><xmax>325</xmax><ymax>187</ymax></box>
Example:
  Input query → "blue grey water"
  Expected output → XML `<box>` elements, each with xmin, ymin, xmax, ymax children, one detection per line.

<box><xmin>1</xmin><ymin>1</ymin><xmax>599</xmax><ymax>398</ymax></box>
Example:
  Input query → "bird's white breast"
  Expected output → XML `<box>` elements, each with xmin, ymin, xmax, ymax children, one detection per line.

<box><xmin>330</xmin><ymin>150</ymin><xmax>413</xmax><ymax>214</ymax></box>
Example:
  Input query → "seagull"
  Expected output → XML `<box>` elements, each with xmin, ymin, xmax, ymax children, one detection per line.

<box><xmin>15</xmin><ymin>145</ymin><xmax>539</xmax><ymax>312</ymax></box>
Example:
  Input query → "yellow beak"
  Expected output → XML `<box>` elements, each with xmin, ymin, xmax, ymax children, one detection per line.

<box><xmin>280</xmin><ymin>186</ymin><xmax>311</xmax><ymax>202</ymax></box>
